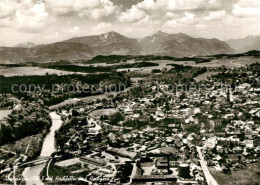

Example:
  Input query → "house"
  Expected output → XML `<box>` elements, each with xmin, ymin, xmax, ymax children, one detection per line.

<box><xmin>208</xmin><ymin>119</ymin><xmax>221</xmax><ymax>130</ymax></box>
<box><xmin>156</xmin><ymin>157</ymin><xmax>169</xmax><ymax>169</ymax></box>
<box><xmin>80</xmin><ymin>156</ymin><xmax>106</xmax><ymax>166</ymax></box>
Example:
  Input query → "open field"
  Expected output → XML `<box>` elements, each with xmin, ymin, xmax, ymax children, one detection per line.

<box><xmin>168</xmin><ymin>56</ymin><xmax>259</xmax><ymax>68</ymax></box>
<box><xmin>194</xmin><ymin>57</ymin><xmax>260</xmax><ymax>68</ymax></box>
<box><xmin>0</xmin><ymin>67</ymin><xmax>80</xmax><ymax>77</ymax></box>
<box><xmin>194</xmin><ymin>71</ymin><xmax>219</xmax><ymax>82</ymax></box>
<box><xmin>116</xmin><ymin>60</ymin><xmax>173</xmax><ymax>73</ymax></box>
<box><xmin>89</xmin><ymin>108</ymin><xmax>118</xmax><ymax>119</ymax></box>
<box><xmin>79</xmin><ymin>59</ymin><xmax>138</xmax><ymax>67</ymax></box>
<box><xmin>0</xmin><ymin>110</ymin><xmax>12</xmax><ymax>120</ymax></box>
<box><xmin>130</xmin><ymin>77</ymin><xmax>145</xmax><ymax>83</ymax></box>
<box><xmin>1</xmin><ymin>133</ymin><xmax>42</xmax><ymax>155</ymax></box>
<box><xmin>209</xmin><ymin>162</ymin><xmax>260</xmax><ymax>185</ymax></box>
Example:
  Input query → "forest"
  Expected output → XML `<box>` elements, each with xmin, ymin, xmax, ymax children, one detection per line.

<box><xmin>0</xmin><ymin>101</ymin><xmax>51</xmax><ymax>145</ymax></box>
<box><xmin>0</xmin><ymin>72</ymin><xmax>131</xmax><ymax>106</ymax></box>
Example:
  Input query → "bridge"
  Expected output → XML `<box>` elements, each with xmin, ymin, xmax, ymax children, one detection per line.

<box><xmin>18</xmin><ymin>156</ymin><xmax>51</xmax><ymax>168</ymax></box>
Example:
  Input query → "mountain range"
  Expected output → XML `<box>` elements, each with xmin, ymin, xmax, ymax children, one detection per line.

<box><xmin>0</xmin><ymin>31</ymin><xmax>258</xmax><ymax>64</ymax></box>
<box><xmin>226</xmin><ymin>35</ymin><xmax>260</xmax><ymax>53</ymax></box>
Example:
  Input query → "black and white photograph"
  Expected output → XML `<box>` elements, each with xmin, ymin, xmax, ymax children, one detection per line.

<box><xmin>0</xmin><ymin>0</ymin><xmax>259</xmax><ymax>184</ymax></box>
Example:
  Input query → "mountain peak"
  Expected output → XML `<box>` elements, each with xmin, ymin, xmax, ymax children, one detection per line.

<box><xmin>15</xmin><ymin>42</ymin><xmax>36</xmax><ymax>48</ymax></box>
<box><xmin>156</xmin><ymin>31</ymin><xmax>168</xmax><ymax>35</ymax></box>
<box><xmin>104</xmin><ymin>31</ymin><xmax>121</xmax><ymax>37</ymax></box>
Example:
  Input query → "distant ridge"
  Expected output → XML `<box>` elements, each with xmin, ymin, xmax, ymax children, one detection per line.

<box><xmin>0</xmin><ymin>31</ymin><xmax>235</xmax><ymax>63</ymax></box>
<box><xmin>15</xmin><ymin>42</ymin><xmax>36</xmax><ymax>48</ymax></box>
<box><xmin>225</xmin><ymin>35</ymin><xmax>260</xmax><ymax>52</ymax></box>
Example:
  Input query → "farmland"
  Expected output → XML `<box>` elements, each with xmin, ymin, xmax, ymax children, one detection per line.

<box><xmin>0</xmin><ymin>110</ymin><xmax>12</xmax><ymax>120</ymax></box>
<box><xmin>0</xmin><ymin>67</ymin><xmax>76</xmax><ymax>77</ymax></box>
<box><xmin>209</xmin><ymin>163</ymin><xmax>260</xmax><ymax>185</ymax></box>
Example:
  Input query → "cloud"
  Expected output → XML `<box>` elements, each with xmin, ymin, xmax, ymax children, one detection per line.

<box><xmin>79</xmin><ymin>3</ymin><xmax>117</xmax><ymax>19</ymax></box>
<box><xmin>178</xmin><ymin>12</ymin><xmax>198</xmax><ymax>25</ymax></box>
<box><xmin>46</xmin><ymin>0</ymin><xmax>117</xmax><ymax>19</ymax></box>
<box><xmin>0</xmin><ymin>0</ymin><xmax>51</xmax><ymax>33</ymax></box>
<box><xmin>0</xmin><ymin>17</ymin><xmax>12</xmax><ymax>27</ymax></box>
<box><xmin>137</xmin><ymin>0</ymin><xmax>219</xmax><ymax>11</ymax></box>
<box><xmin>235</xmin><ymin>0</ymin><xmax>260</xmax><ymax>8</ymax></box>
<box><xmin>195</xmin><ymin>23</ymin><xmax>206</xmax><ymax>30</ymax></box>
<box><xmin>69</xmin><ymin>26</ymin><xmax>80</xmax><ymax>34</ymax></box>
<box><xmin>92</xmin><ymin>22</ymin><xmax>112</xmax><ymax>33</ymax></box>
<box><xmin>15</xmin><ymin>1</ymin><xmax>49</xmax><ymax>33</ymax></box>
<box><xmin>232</xmin><ymin>0</ymin><xmax>260</xmax><ymax>17</ymax></box>
<box><xmin>0</xmin><ymin>0</ymin><xmax>260</xmax><ymax>46</ymax></box>
<box><xmin>162</xmin><ymin>19</ymin><xmax>178</xmax><ymax>30</ymax></box>
<box><xmin>0</xmin><ymin>0</ymin><xmax>18</xmax><ymax>18</ymax></box>
<box><xmin>166</xmin><ymin>12</ymin><xmax>176</xmax><ymax>18</ymax></box>
<box><xmin>224</xmin><ymin>15</ymin><xmax>260</xmax><ymax>28</ymax></box>
<box><xmin>162</xmin><ymin>12</ymin><xmax>200</xmax><ymax>34</ymax></box>
<box><xmin>204</xmin><ymin>10</ymin><xmax>226</xmax><ymax>21</ymax></box>
<box><xmin>136</xmin><ymin>0</ymin><xmax>156</xmax><ymax>10</ymax></box>
<box><xmin>118</xmin><ymin>5</ymin><xmax>146</xmax><ymax>22</ymax></box>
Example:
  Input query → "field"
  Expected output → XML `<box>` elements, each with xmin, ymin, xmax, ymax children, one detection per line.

<box><xmin>40</xmin><ymin>162</ymin><xmax>91</xmax><ymax>184</ymax></box>
<box><xmin>210</xmin><ymin>162</ymin><xmax>260</xmax><ymax>185</ymax></box>
<box><xmin>0</xmin><ymin>133</ymin><xmax>42</xmax><ymax>155</ymax></box>
<box><xmin>116</xmin><ymin>60</ymin><xmax>173</xmax><ymax>73</ymax></box>
<box><xmin>195</xmin><ymin>57</ymin><xmax>260</xmax><ymax>68</ymax></box>
<box><xmin>0</xmin><ymin>109</ymin><xmax>12</xmax><ymax>120</ymax></box>
<box><xmin>0</xmin><ymin>67</ymin><xmax>78</xmax><ymax>77</ymax></box>
<box><xmin>194</xmin><ymin>71</ymin><xmax>219</xmax><ymax>82</ymax></box>
<box><xmin>89</xmin><ymin>108</ymin><xmax>118</xmax><ymax>119</ymax></box>
<box><xmin>168</xmin><ymin>56</ymin><xmax>260</xmax><ymax>68</ymax></box>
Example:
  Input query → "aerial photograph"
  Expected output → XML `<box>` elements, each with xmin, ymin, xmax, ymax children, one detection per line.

<box><xmin>0</xmin><ymin>0</ymin><xmax>259</xmax><ymax>184</ymax></box>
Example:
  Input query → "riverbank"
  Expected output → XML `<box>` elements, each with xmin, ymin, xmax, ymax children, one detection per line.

<box><xmin>22</xmin><ymin>112</ymin><xmax>62</xmax><ymax>185</ymax></box>
<box><xmin>0</xmin><ymin>133</ymin><xmax>46</xmax><ymax>184</ymax></box>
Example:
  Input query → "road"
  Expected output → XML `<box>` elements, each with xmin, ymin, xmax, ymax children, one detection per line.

<box><xmin>127</xmin><ymin>163</ymin><xmax>137</xmax><ymax>185</ymax></box>
<box><xmin>25</xmin><ymin>136</ymin><xmax>32</xmax><ymax>154</ymax></box>
<box><xmin>196</xmin><ymin>146</ymin><xmax>218</xmax><ymax>185</ymax></box>
<box><xmin>0</xmin><ymin>148</ymin><xmax>16</xmax><ymax>155</ymax></box>
<box><xmin>46</xmin><ymin>158</ymin><xmax>53</xmax><ymax>181</ymax></box>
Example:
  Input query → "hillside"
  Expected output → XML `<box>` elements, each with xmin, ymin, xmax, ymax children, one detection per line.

<box><xmin>226</xmin><ymin>35</ymin><xmax>260</xmax><ymax>52</ymax></box>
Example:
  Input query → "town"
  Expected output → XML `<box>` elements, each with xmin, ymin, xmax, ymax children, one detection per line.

<box><xmin>0</xmin><ymin>60</ymin><xmax>259</xmax><ymax>185</ymax></box>
<box><xmin>3</xmin><ymin>63</ymin><xmax>256</xmax><ymax>184</ymax></box>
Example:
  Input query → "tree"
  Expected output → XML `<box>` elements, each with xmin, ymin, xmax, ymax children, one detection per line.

<box><xmin>110</xmin><ymin>112</ymin><xmax>124</xmax><ymax>125</ymax></box>
<box><xmin>72</xmin><ymin>109</ymin><xmax>80</xmax><ymax>116</ymax></box>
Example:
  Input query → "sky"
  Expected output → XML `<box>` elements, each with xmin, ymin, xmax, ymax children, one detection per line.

<box><xmin>0</xmin><ymin>0</ymin><xmax>260</xmax><ymax>46</ymax></box>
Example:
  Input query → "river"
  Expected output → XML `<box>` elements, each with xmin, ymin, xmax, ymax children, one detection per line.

<box><xmin>22</xmin><ymin>112</ymin><xmax>62</xmax><ymax>185</ymax></box>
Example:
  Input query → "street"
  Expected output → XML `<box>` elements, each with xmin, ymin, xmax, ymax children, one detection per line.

<box><xmin>196</xmin><ymin>146</ymin><xmax>218</xmax><ymax>185</ymax></box>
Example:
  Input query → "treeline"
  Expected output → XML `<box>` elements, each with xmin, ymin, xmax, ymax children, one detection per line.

<box><xmin>0</xmin><ymin>94</ymin><xmax>16</xmax><ymax>109</ymax></box>
<box><xmin>45</xmin><ymin>65</ymin><xmax>113</xmax><ymax>73</ymax></box>
<box><xmin>212</xmin><ymin>50</ymin><xmax>260</xmax><ymax>59</ymax></box>
<box><xmin>0</xmin><ymin>72</ymin><xmax>131</xmax><ymax>106</ymax></box>
<box><xmin>167</xmin><ymin>64</ymin><xmax>207</xmax><ymax>77</ymax></box>
<box><xmin>43</xmin><ymin>62</ymin><xmax>159</xmax><ymax>73</ymax></box>
<box><xmin>82</xmin><ymin>55</ymin><xmax>212</xmax><ymax>64</ymax></box>
<box><xmin>167</xmin><ymin>63</ymin><xmax>193</xmax><ymax>72</ymax></box>
<box><xmin>0</xmin><ymin>101</ymin><xmax>51</xmax><ymax>145</ymax></box>
<box><xmin>0</xmin><ymin>73</ymin><xmax>112</xmax><ymax>93</ymax></box>
<box><xmin>85</xmin><ymin>55</ymin><xmax>134</xmax><ymax>64</ymax></box>
<box><xmin>192</xmin><ymin>67</ymin><xmax>207</xmax><ymax>78</ymax></box>
<box><xmin>142</xmin><ymin>55</ymin><xmax>212</xmax><ymax>64</ymax></box>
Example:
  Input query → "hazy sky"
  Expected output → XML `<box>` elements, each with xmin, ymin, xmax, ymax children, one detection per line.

<box><xmin>0</xmin><ymin>0</ymin><xmax>260</xmax><ymax>46</ymax></box>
